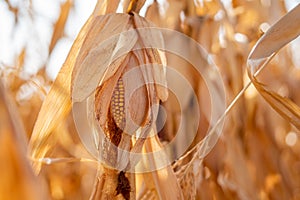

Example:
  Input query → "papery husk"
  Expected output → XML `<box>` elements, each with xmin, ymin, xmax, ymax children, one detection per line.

<box><xmin>72</xmin><ymin>12</ymin><xmax>168</xmax><ymax>159</ymax></box>
<box><xmin>133</xmin><ymin>13</ymin><xmax>168</xmax><ymax>102</ymax></box>
<box><xmin>71</xmin><ymin>14</ymin><xmax>137</xmax><ymax>102</ymax></box>
<box><xmin>72</xmin><ymin>12</ymin><xmax>168</xmax><ymax>102</ymax></box>
<box><xmin>70</xmin><ymin>11</ymin><xmax>170</xmax><ymax>200</ymax></box>
<box><xmin>247</xmin><ymin>3</ymin><xmax>300</xmax><ymax>130</ymax></box>
<box><xmin>93</xmin><ymin>52</ymin><xmax>147</xmax><ymax>170</ymax></box>
<box><xmin>138</xmin><ymin>131</ymin><xmax>184</xmax><ymax>200</ymax></box>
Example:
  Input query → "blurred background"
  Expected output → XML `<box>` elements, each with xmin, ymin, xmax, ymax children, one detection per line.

<box><xmin>1</xmin><ymin>0</ymin><xmax>300</xmax><ymax>199</ymax></box>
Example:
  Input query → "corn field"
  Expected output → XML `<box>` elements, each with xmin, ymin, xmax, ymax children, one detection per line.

<box><xmin>0</xmin><ymin>0</ymin><xmax>300</xmax><ymax>199</ymax></box>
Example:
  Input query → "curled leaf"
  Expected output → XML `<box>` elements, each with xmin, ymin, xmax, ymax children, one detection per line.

<box><xmin>247</xmin><ymin>3</ymin><xmax>300</xmax><ymax>129</ymax></box>
<box><xmin>248</xmin><ymin>3</ymin><xmax>300</xmax><ymax>60</ymax></box>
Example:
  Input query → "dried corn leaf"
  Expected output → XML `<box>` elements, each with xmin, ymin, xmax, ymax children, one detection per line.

<box><xmin>247</xmin><ymin>3</ymin><xmax>300</xmax><ymax>130</ymax></box>
<box><xmin>28</xmin><ymin>1</ymin><xmax>120</xmax><ymax>173</ymax></box>
<box><xmin>17</xmin><ymin>48</ymin><xmax>26</xmax><ymax>69</ymax></box>
<box><xmin>49</xmin><ymin>0</ymin><xmax>72</xmax><ymax>54</ymax></box>
<box><xmin>93</xmin><ymin>0</ymin><xmax>120</xmax><ymax>15</ymax></box>
<box><xmin>29</xmin><ymin>15</ymin><xmax>95</xmax><ymax>173</ymax></box>
<box><xmin>248</xmin><ymin>3</ymin><xmax>300</xmax><ymax>60</ymax></box>
<box><xmin>0</xmin><ymin>80</ymin><xmax>46</xmax><ymax>200</ymax></box>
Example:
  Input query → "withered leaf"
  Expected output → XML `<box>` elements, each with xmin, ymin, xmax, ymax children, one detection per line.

<box><xmin>247</xmin><ymin>3</ymin><xmax>300</xmax><ymax>130</ymax></box>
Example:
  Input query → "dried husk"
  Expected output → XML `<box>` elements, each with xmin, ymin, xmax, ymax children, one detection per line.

<box><xmin>71</xmin><ymin>11</ymin><xmax>168</xmax><ymax>160</ymax></box>
<box><xmin>71</xmin><ymin>14</ymin><xmax>136</xmax><ymax>103</ymax></box>
<box><xmin>71</xmin><ymin>11</ymin><xmax>174</xmax><ymax>200</ymax></box>
<box><xmin>138</xmin><ymin>130</ymin><xmax>184</xmax><ymax>199</ymax></box>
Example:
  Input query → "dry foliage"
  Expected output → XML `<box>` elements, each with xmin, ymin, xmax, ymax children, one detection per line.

<box><xmin>1</xmin><ymin>0</ymin><xmax>300</xmax><ymax>200</ymax></box>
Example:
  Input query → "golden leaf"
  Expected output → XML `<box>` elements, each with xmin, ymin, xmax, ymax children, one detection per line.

<box><xmin>49</xmin><ymin>0</ymin><xmax>72</xmax><ymax>54</ymax></box>
<box><xmin>247</xmin><ymin>3</ymin><xmax>300</xmax><ymax>130</ymax></box>
<box><xmin>0</xmin><ymin>81</ymin><xmax>47</xmax><ymax>200</ymax></box>
<box><xmin>29</xmin><ymin>15</ymin><xmax>95</xmax><ymax>173</ymax></box>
